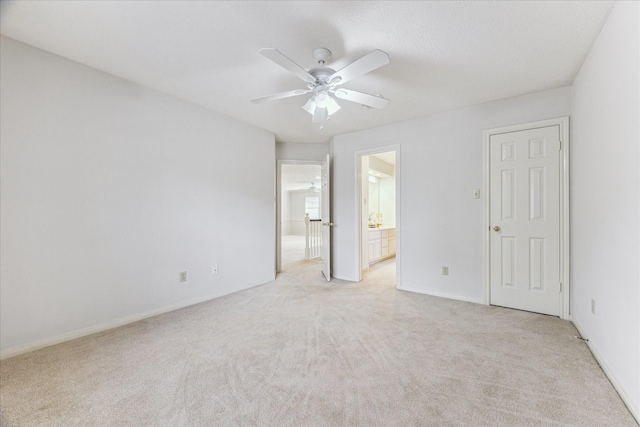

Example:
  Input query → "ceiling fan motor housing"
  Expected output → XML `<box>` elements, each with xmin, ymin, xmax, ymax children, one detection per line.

<box><xmin>312</xmin><ymin>48</ymin><xmax>332</xmax><ymax>64</ymax></box>
<box><xmin>308</xmin><ymin>67</ymin><xmax>337</xmax><ymax>88</ymax></box>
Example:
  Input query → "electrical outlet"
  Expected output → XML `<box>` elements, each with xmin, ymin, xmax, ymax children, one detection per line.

<box><xmin>212</xmin><ymin>265</ymin><xmax>218</xmax><ymax>275</ymax></box>
<box><xmin>591</xmin><ymin>299</ymin><xmax>596</xmax><ymax>315</ymax></box>
<box><xmin>179</xmin><ymin>271</ymin><xmax>187</xmax><ymax>282</ymax></box>
<box><xmin>442</xmin><ymin>266</ymin><xmax>449</xmax><ymax>276</ymax></box>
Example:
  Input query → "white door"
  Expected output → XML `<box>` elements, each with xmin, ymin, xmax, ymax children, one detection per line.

<box><xmin>321</xmin><ymin>154</ymin><xmax>331</xmax><ymax>281</ymax></box>
<box><xmin>490</xmin><ymin>125</ymin><xmax>561</xmax><ymax>315</ymax></box>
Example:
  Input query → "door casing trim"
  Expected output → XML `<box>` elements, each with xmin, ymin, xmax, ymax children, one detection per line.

<box><xmin>482</xmin><ymin>117</ymin><xmax>570</xmax><ymax>320</ymax></box>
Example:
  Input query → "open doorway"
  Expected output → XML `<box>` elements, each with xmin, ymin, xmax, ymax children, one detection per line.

<box><xmin>276</xmin><ymin>161</ymin><xmax>323</xmax><ymax>271</ymax></box>
<box><xmin>357</xmin><ymin>147</ymin><xmax>400</xmax><ymax>284</ymax></box>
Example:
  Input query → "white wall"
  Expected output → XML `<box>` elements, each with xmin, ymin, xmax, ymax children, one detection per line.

<box><xmin>378</xmin><ymin>176</ymin><xmax>396</xmax><ymax>228</ymax></box>
<box><xmin>284</xmin><ymin>190</ymin><xmax>321</xmax><ymax>235</ymax></box>
<box><xmin>276</xmin><ymin>142</ymin><xmax>328</xmax><ymax>161</ymax></box>
<box><xmin>569</xmin><ymin>0</ymin><xmax>639</xmax><ymax>416</ymax></box>
<box><xmin>281</xmin><ymin>189</ymin><xmax>291</xmax><ymax>235</ymax></box>
<box><xmin>331</xmin><ymin>87</ymin><xmax>571</xmax><ymax>293</ymax></box>
<box><xmin>0</xmin><ymin>37</ymin><xmax>276</xmax><ymax>355</ymax></box>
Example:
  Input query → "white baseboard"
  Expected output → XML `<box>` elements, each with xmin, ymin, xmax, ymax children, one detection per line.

<box><xmin>332</xmin><ymin>274</ymin><xmax>359</xmax><ymax>282</ymax></box>
<box><xmin>398</xmin><ymin>285</ymin><xmax>484</xmax><ymax>305</ymax></box>
<box><xmin>571</xmin><ymin>315</ymin><xmax>640</xmax><ymax>424</ymax></box>
<box><xmin>0</xmin><ymin>277</ymin><xmax>274</xmax><ymax>361</ymax></box>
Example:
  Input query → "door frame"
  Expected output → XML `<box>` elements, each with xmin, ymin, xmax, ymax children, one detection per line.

<box><xmin>276</xmin><ymin>159</ymin><xmax>323</xmax><ymax>273</ymax></box>
<box><xmin>482</xmin><ymin>117</ymin><xmax>570</xmax><ymax>319</ymax></box>
<box><xmin>321</xmin><ymin>154</ymin><xmax>331</xmax><ymax>281</ymax></box>
<box><xmin>355</xmin><ymin>144</ymin><xmax>401</xmax><ymax>284</ymax></box>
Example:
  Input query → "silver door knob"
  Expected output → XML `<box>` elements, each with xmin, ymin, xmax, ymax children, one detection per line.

<box><xmin>493</xmin><ymin>226</ymin><xmax>501</xmax><ymax>232</ymax></box>
<box><xmin>322</xmin><ymin>222</ymin><xmax>334</xmax><ymax>227</ymax></box>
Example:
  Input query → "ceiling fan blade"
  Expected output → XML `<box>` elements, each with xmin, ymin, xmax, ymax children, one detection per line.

<box><xmin>333</xmin><ymin>89</ymin><xmax>389</xmax><ymax>109</ymax></box>
<box><xmin>329</xmin><ymin>49</ymin><xmax>389</xmax><ymax>86</ymax></box>
<box><xmin>251</xmin><ymin>89</ymin><xmax>311</xmax><ymax>104</ymax></box>
<box><xmin>259</xmin><ymin>48</ymin><xmax>316</xmax><ymax>84</ymax></box>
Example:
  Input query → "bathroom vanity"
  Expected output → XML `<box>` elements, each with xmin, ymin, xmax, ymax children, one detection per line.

<box><xmin>368</xmin><ymin>226</ymin><xmax>396</xmax><ymax>265</ymax></box>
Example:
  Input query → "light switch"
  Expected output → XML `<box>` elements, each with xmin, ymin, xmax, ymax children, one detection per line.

<box><xmin>472</xmin><ymin>189</ymin><xmax>480</xmax><ymax>199</ymax></box>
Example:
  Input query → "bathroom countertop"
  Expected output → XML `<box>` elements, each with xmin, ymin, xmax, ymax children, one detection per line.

<box><xmin>368</xmin><ymin>225</ymin><xmax>395</xmax><ymax>231</ymax></box>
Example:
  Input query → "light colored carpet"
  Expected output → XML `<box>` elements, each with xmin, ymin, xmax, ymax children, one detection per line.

<box><xmin>281</xmin><ymin>234</ymin><xmax>307</xmax><ymax>266</ymax></box>
<box><xmin>1</xmin><ymin>258</ymin><xmax>637</xmax><ymax>426</ymax></box>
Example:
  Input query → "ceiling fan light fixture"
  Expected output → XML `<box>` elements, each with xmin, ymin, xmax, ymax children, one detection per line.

<box><xmin>302</xmin><ymin>92</ymin><xmax>341</xmax><ymax>122</ymax></box>
<box><xmin>309</xmin><ymin>182</ymin><xmax>321</xmax><ymax>192</ymax></box>
<box><xmin>324</xmin><ymin>96</ymin><xmax>341</xmax><ymax>115</ymax></box>
<box><xmin>315</xmin><ymin>91</ymin><xmax>328</xmax><ymax>104</ymax></box>
<box><xmin>312</xmin><ymin>105</ymin><xmax>328</xmax><ymax>123</ymax></box>
<box><xmin>302</xmin><ymin>97</ymin><xmax>316</xmax><ymax>114</ymax></box>
<box><xmin>303</xmin><ymin>99</ymin><xmax>327</xmax><ymax>122</ymax></box>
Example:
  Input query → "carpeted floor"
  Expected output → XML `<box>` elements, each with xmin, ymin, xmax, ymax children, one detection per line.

<box><xmin>0</xmin><ymin>258</ymin><xmax>637</xmax><ymax>426</ymax></box>
<box><xmin>281</xmin><ymin>234</ymin><xmax>307</xmax><ymax>266</ymax></box>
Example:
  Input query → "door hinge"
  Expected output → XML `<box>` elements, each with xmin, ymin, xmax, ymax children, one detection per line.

<box><xmin>559</xmin><ymin>282</ymin><xmax>563</xmax><ymax>293</ymax></box>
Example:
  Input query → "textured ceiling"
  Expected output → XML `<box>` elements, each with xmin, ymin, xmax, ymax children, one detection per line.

<box><xmin>0</xmin><ymin>1</ymin><xmax>613</xmax><ymax>144</ymax></box>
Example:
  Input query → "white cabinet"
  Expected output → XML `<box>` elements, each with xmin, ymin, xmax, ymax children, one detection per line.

<box><xmin>369</xmin><ymin>228</ymin><xmax>396</xmax><ymax>265</ymax></box>
<box><xmin>388</xmin><ymin>229</ymin><xmax>396</xmax><ymax>254</ymax></box>
<box><xmin>369</xmin><ymin>232</ymin><xmax>381</xmax><ymax>261</ymax></box>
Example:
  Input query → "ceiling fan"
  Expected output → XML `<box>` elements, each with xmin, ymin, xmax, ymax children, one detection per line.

<box><xmin>251</xmin><ymin>48</ymin><xmax>390</xmax><ymax>123</ymax></box>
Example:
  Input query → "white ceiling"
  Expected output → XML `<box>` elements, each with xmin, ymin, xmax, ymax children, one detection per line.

<box><xmin>371</xmin><ymin>152</ymin><xmax>396</xmax><ymax>166</ymax></box>
<box><xmin>0</xmin><ymin>1</ymin><xmax>613</xmax><ymax>145</ymax></box>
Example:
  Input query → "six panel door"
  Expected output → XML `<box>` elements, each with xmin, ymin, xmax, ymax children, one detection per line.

<box><xmin>489</xmin><ymin>126</ymin><xmax>561</xmax><ymax>315</ymax></box>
